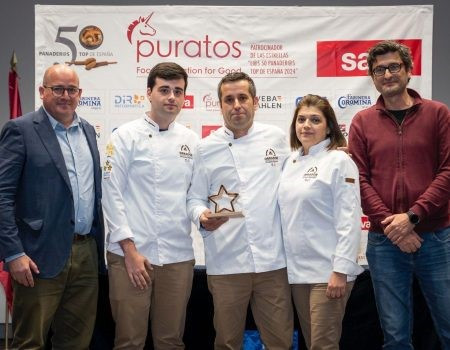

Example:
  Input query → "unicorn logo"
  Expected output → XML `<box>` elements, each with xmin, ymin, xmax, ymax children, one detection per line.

<box><xmin>127</xmin><ymin>12</ymin><xmax>157</xmax><ymax>44</ymax></box>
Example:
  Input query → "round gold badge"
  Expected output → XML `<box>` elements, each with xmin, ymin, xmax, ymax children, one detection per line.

<box><xmin>79</xmin><ymin>25</ymin><xmax>103</xmax><ymax>50</ymax></box>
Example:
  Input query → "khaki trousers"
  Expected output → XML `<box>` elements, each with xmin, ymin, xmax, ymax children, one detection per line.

<box><xmin>107</xmin><ymin>252</ymin><xmax>194</xmax><ymax>350</ymax></box>
<box><xmin>11</xmin><ymin>236</ymin><xmax>99</xmax><ymax>350</ymax></box>
<box><xmin>292</xmin><ymin>282</ymin><xmax>354</xmax><ymax>350</ymax></box>
<box><xmin>207</xmin><ymin>268</ymin><xmax>293</xmax><ymax>350</ymax></box>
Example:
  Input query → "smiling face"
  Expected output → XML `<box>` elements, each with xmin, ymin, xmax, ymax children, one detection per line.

<box><xmin>295</xmin><ymin>105</ymin><xmax>329</xmax><ymax>155</ymax></box>
<box><xmin>371</xmin><ymin>51</ymin><xmax>411</xmax><ymax>99</ymax></box>
<box><xmin>39</xmin><ymin>65</ymin><xmax>81</xmax><ymax>126</ymax></box>
<box><xmin>147</xmin><ymin>77</ymin><xmax>185</xmax><ymax>129</ymax></box>
<box><xmin>219</xmin><ymin>80</ymin><xmax>259</xmax><ymax>139</ymax></box>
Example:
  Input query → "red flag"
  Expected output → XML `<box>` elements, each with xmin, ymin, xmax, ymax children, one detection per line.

<box><xmin>0</xmin><ymin>262</ymin><xmax>13</xmax><ymax>312</ymax></box>
<box><xmin>4</xmin><ymin>52</ymin><xmax>19</xmax><ymax>313</ymax></box>
<box><xmin>9</xmin><ymin>51</ymin><xmax>22</xmax><ymax>119</ymax></box>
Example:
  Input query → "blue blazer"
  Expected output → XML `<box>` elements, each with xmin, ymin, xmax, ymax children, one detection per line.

<box><xmin>0</xmin><ymin>107</ymin><xmax>105</xmax><ymax>277</ymax></box>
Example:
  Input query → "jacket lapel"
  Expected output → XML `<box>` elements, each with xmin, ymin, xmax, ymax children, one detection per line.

<box><xmin>32</xmin><ymin>107</ymin><xmax>72</xmax><ymax>193</ymax></box>
<box><xmin>81</xmin><ymin>118</ymin><xmax>101</xmax><ymax>196</ymax></box>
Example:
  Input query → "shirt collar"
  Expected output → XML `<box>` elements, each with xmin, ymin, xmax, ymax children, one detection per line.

<box><xmin>222</xmin><ymin>123</ymin><xmax>255</xmax><ymax>140</ymax></box>
<box><xmin>44</xmin><ymin>107</ymin><xmax>80</xmax><ymax>130</ymax></box>
<box><xmin>144</xmin><ymin>114</ymin><xmax>176</xmax><ymax>132</ymax></box>
<box><xmin>300</xmin><ymin>138</ymin><xmax>330</xmax><ymax>157</ymax></box>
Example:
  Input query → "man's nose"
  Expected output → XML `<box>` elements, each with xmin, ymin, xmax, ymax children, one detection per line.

<box><xmin>383</xmin><ymin>69</ymin><xmax>394</xmax><ymax>78</ymax></box>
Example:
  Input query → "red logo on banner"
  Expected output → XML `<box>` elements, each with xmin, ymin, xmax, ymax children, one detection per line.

<box><xmin>361</xmin><ymin>216</ymin><xmax>371</xmax><ymax>230</ymax></box>
<box><xmin>202</xmin><ymin>125</ymin><xmax>221</xmax><ymax>138</ymax></box>
<box><xmin>127</xmin><ymin>13</ymin><xmax>157</xmax><ymax>44</ymax></box>
<box><xmin>183</xmin><ymin>95</ymin><xmax>194</xmax><ymax>109</ymax></box>
<box><xmin>317</xmin><ymin>39</ymin><xmax>422</xmax><ymax>77</ymax></box>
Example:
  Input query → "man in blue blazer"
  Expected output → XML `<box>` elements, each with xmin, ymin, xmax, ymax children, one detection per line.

<box><xmin>0</xmin><ymin>64</ymin><xmax>105</xmax><ymax>349</ymax></box>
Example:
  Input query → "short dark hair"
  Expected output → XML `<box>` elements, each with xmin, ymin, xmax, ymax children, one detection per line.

<box><xmin>217</xmin><ymin>72</ymin><xmax>256</xmax><ymax>105</ymax></box>
<box><xmin>290</xmin><ymin>94</ymin><xmax>346</xmax><ymax>151</ymax></box>
<box><xmin>367</xmin><ymin>40</ymin><xmax>413</xmax><ymax>76</ymax></box>
<box><xmin>147</xmin><ymin>62</ymin><xmax>188</xmax><ymax>90</ymax></box>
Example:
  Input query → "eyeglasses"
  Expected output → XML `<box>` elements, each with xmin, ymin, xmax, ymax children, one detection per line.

<box><xmin>372</xmin><ymin>63</ymin><xmax>403</xmax><ymax>76</ymax></box>
<box><xmin>157</xmin><ymin>87</ymin><xmax>184</xmax><ymax>98</ymax></box>
<box><xmin>43</xmin><ymin>86</ymin><xmax>80</xmax><ymax>97</ymax></box>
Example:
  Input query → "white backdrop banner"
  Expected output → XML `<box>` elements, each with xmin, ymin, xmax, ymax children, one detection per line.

<box><xmin>35</xmin><ymin>5</ymin><xmax>433</xmax><ymax>265</ymax></box>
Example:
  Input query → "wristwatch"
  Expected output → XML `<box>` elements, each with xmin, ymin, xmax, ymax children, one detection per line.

<box><xmin>406</xmin><ymin>210</ymin><xmax>420</xmax><ymax>225</ymax></box>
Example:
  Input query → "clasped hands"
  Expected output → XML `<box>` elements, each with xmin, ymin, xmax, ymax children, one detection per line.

<box><xmin>381</xmin><ymin>213</ymin><xmax>423</xmax><ymax>253</ymax></box>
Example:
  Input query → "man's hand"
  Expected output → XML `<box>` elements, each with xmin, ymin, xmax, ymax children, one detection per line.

<box><xmin>326</xmin><ymin>272</ymin><xmax>347</xmax><ymax>299</ymax></box>
<box><xmin>8</xmin><ymin>255</ymin><xmax>39</xmax><ymax>287</ymax></box>
<box><xmin>119</xmin><ymin>239</ymin><xmax>152</xmax><ymax>290</ymax></box>
<box><xmin>397</xmin><ymin>231</ymin><xmax>423</xmax><ymax>253</ymax></box>
<box><xmin>199</xmin><ymin>210</ymin><xmax>229</xmax><ymax>231</ymax></box>
<box><xmin>382</xmin><ymin>213</ymin><xmax>415</xmax><ymax>244</ymax></box>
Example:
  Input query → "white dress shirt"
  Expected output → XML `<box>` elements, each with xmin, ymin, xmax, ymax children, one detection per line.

<box><xmin>102</xmin><ymin>116</ymin><xmax>199</xmax><ymax>266</ymax></box>
<box><xmin>187</xmin><ymin>122</ymin><xmax>290</xmax><ymax>275</ymax></box>
<box><xmin>278</xmin><ymin>139</ymin><xmax>364</xmax><ymax>284</ymax></box>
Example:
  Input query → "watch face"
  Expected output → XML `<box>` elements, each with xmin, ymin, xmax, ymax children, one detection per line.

<box><xmin>408</xmin><ymin>211</ymin><xmax>419</xmax><ymax>224</ymax></box>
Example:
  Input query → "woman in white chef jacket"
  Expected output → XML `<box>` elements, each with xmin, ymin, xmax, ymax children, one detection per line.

<box><xmin>278</xmin><ymin>94</ymin><xmax>364</xmax><ymax>350</ymax></box>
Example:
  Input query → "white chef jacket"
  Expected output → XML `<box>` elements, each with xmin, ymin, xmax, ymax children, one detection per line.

<box><xmin>278</xmin><ymin>139</ymin><xmax>364</xmax><ymax>284</ymax></box>
<box><xmin>102</xmin><ymin>116</ymin><xmax>199</xmax><ymax>266</ymax></box>
<box><xmin>187</xmin><ymin>122</ymin><xmax>290</xmax><ymax>275</ymax></box>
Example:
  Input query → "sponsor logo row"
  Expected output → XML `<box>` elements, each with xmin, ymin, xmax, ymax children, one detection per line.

<box><xmin>79</xmin><ymin>93</ymin><xmax>373</xmax><ymax>112</ymax></box>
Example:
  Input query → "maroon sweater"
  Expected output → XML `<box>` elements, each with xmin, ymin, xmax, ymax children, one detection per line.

<box><xmin>349</xmin><ymin>89</ymin><xmax>450</xmax><ymax>234</ymax></box>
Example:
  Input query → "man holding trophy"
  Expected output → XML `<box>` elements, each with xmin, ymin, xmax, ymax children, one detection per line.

<box><xmin>187</xmin><ymin>72</ymin><xmax>293</xmax><ymax>350</ymax></box>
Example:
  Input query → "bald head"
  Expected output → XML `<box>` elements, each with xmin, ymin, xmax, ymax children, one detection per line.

<box><xmin>42</xmin><ymin>64</ymin><xmax>79</xmax><ymax>86</ymax></box>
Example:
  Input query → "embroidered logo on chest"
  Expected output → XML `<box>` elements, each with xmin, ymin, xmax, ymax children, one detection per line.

<box><xmin>179</xmin><ymin>145</ymin><xmax>193</xmax><ymax>161</ymax></box>
<box><xmin>302</xmin><ymin>166</ymin><xmax>318</xmax><ymax>181</ymax></box>
<box><xmin>264</xmin><ymin>148</ymin><xmax>279</xmax><ymax>166</ymax></box>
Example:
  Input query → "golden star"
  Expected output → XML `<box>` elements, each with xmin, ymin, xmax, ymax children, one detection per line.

<box><xmin>208</xmin><ymin>185</ymin><xmax>239</xmax><ymax>214</ymax></box>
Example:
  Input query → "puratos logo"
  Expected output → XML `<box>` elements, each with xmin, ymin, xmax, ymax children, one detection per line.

<box><xmin>127</xmin><ymin>12</ymin><xmax>242</xmax><ymax>62</ymax></box>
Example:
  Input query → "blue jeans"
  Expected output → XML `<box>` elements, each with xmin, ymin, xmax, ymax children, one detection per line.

<box><xmin>366</xmin><ymin>226</ymin><xmax>450</xmax><ymax>350</ymax></box>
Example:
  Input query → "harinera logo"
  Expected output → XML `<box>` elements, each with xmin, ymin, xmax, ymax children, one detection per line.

<box><xmin>337</xmin><ymin>94</ymin><xmax>372</xmax><ymax>109</ymax></box>
<box><xmin>127</xmin><ymin>12</ymin><xmax>242</xmax><ymax>62</ymax></box>
<box><xmin>317</xmin><ymin>39</ymin><xmax>422</xmax><ymax>77</ymax></box>
<box><xmin>303</xmin><ymin>166</ymin><xmax>318</xmax><ymax>181</ymax></box>
<box><xmin>78</xmin><ymin>96</ymin><xmax>102</xmax><ymax>110</ymax></box>
<box><xmin>179</xmin><ymin>145</ymin><xmax>193</xmax><ymax>160</ymax></box>
<box><xmin>264</xmin><ymin>149</ymin><xmax>279</xmax><ymax>166</ymax></box>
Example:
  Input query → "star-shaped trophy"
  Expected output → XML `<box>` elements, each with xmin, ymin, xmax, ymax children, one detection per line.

<box><xmin>206</xmin><ymin>185</ymin><xmax>244</xmax><ymax>218</ymax></box>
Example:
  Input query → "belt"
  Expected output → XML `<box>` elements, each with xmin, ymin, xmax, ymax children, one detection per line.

<box><xmin>73</xmin><ymin>233</ymin><xmax>92</xmax><ymax>242</ymax></box>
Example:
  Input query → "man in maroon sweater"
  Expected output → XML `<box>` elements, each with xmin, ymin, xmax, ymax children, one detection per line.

<box><xmin>349</xmin><ymin>41</ymin><xmax>449</xmax><ymax>349</ymax></box>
